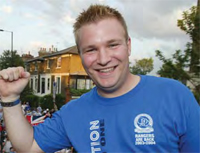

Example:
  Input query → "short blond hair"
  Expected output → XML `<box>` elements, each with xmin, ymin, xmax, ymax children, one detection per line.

<box><xmin>73</xmin><ymin>4</ymin><xmax>129</xmax><ymax>52</ymax></box>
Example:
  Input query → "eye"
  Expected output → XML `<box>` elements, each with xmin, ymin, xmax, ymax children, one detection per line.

<box><xmin>109</xmin><ymin>43</ymin><xmax>119</xmax><ymax>48</ymax></box>
<box><xmin>83</xmin><ymin>48</ymin><xmax>96</xmax><ymax>54</ymax></box>
<box><xmin>86</xmin><ymin>49</ymin><xmax>95</xmax><ymax>52</ymax></box>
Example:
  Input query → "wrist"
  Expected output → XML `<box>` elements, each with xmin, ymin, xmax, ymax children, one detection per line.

<box><xmin>0</xmin><ymin>95</ymin><xmax>20</xmax><ymax>103</ymax></box>
<box><xmin>0</xmin><ymin>97</ymin><xmax>21</xmax><ymax>107</ymax></box>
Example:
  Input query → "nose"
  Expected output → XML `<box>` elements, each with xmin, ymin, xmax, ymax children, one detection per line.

<box><xmin>97</xmin><ymin>48</ymin><xmax>111</xmax><ymax>65</ymax></box>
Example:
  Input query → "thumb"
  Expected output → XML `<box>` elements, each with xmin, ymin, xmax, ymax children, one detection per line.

<box><xmin>21</xmin><ymin>71</ymin><xmax>30</xmax><ymax>78</ymax></box>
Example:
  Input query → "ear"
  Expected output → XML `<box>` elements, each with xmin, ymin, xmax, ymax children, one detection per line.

<box><xmin>127</xmin><ymin>37</ymin><xmax>131</xmax><ymax>56</ymax></box>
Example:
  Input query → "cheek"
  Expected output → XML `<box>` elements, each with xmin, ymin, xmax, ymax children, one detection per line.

<box><xmin>82</xmin><ymin>54</ymin><xmax>96</xmax><ymax>68</ymax></box>
<box><xmin>114</xmin><ymin>48</ymin><xmax>129</xmax><ymax>60</ymax></box>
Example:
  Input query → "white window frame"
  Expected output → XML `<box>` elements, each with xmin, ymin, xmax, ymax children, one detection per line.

<box><xmin>55</xmin><ymin>76</ymin><xmax>61</xmax><ymax>94</ymax></box>
<box><xmin>29</xmin><ymin>75</ymin><xmax>38</xmax><ymax>93</ymax></box>
<box><xmin>39</xmin><ymin>74</ymin><xmax>51</xmax><ymax>96</ymax></box>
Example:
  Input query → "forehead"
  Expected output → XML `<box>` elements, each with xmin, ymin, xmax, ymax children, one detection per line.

<box><xmin>80</xmin><ymin>18</ymin><xmax>124</xmax><ymax>33</ymax></box>
<box><xmin>77</xmin><ymin>18</ymin><xmax>126</xmax><ymax>46</ymax></box>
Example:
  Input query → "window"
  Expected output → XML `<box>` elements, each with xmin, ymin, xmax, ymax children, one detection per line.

<box><xmin>41</xmin><ymin>78</ymin><xmax>45</xmax><ymax>94</ymax></box>
<box><xmin>47</xmin><ymin>60</ymin><xmax>50</xmax><ymax>69</ymax></box>
<box><xmin>77</xmin><ymin>79</ymin><xmax>85</xmax><ymax>89</ymax></box>
<box><xmin>35</xmin><ymin>77</ymin><xmax>38</xmax><ymax>91</ymax></box>
<box><xmin>57</xmin><ymin>57</ymin><xmax>61</xmax><ymax>68</ymax></box>
<box><xmin>70</xmin><ymin>78</ymin><xmax>76</xmax><ymax>88</ymax></box>
<box><xmin>56</xmin><ymin>77</ymin><xmax>61</xmax><ymax>94</ymax></box>
<box><xmin>86</xmin><ymin>79</ymin><xmax>93</xmax><ymax>89</ymax></box>
<box><xmin>70</xmin><ymin>78</ymin><xmax>93</xmax><ymax>89</ymax></box>
<box><xmin>47</xmin><ymin>78</ymin><xmax>50</xmax><ymax>90</ymax></box>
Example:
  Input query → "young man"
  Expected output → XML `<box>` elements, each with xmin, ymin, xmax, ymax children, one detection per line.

<box><xmin>0</xmin><ymin>4</ymin><xmax>199</xmax><ymax>153</ymax></box>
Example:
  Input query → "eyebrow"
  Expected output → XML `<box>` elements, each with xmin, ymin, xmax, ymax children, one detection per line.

<box><xmin>107</xmin><ymin>39</ymin><xmax>122</xmax><ymax>44</ymax></box>
<box><xmin>82</xmin><ymin>39</ymin><xmax>123</xmax><ymax>51</ymax></box>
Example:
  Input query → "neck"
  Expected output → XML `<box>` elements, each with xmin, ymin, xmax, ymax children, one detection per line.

<box><xmin>97</xmin><ymin>74</ymin><xmax>140</xmax><ymax>98</ymax></box>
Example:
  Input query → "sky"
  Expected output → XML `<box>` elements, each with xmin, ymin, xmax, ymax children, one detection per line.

<box><xmin>0</xmin><ymin>0</ymin><xmax>197</xmax><ymax>75</ymax></box>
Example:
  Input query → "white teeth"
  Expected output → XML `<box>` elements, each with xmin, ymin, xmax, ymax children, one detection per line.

<box><xmin>99</xmin><ymin>67</ymin><xmax>114</xmax><ymax>73</ymax></box>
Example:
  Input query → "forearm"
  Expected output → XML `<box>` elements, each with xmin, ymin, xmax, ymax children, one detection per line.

<box><xmin>3</xmin><ymin>103</ymin><xmax>34</xmax><ymax>152</ymax></box>
<box><xmin>0</xmin><ymin>67</ymin><xmax>43</xmax><ymax>152</ymax></box>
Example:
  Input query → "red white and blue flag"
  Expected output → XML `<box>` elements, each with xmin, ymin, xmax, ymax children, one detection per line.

<box><xmin>26</xmin><ymin>115</ymin><xmax>46</xmax><ymax>126</ymax></box>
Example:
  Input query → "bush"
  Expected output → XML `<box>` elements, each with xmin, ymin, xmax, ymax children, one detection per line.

<box><xmin>40</xmin><ymin>94</ymin><xmax>54</xmax><ymax>110</ymax></box>
<box><xmin>40</xmin><ymin>94</ymin><xmax>66</xmax><ymax>110</ymax></box>
<box><xmin>56</xmin><ymin>94</ymin><xmax>66</xmax><ymax>109</ymax></box>
<box><xmin>22</xmin><ymin>94</ymin><xmax>40</xmax><ymax>108</ymax></box>
<box><xmin>70</xmin><ymin>88</ymin><xmax>91</xmax><ymax>96</ymax></box>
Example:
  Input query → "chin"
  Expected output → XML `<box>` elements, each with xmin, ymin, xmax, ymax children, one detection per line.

<box><xmin>98</xmin><ymin>83</ymin><xmax>118</xmax><ymax>91</ymax></box>
<box><xmin>98</xmin><ymin>81</ymin><xmax>116</xmax><ymax>88</ymax></box>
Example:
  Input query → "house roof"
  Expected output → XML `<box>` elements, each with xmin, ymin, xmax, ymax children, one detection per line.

<box><xmin>25</xmin><ymin>57</ymin><xmax>44</xmax><ymax>63</ymax></box>
<box><xmin>42</xmin><ymin>46</ymin><xmax>79</xmax><ymax>58</ymax></box>
<box><xmin>25</xmin><ymin>45</ymin><xmax>78</xmax><ymax>63</ymax></box>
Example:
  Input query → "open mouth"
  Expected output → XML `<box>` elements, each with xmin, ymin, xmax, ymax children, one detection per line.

<box><xmin>98</xmin><ymin>66</ymin><xmax>116</xmax><ymax>73</ymax></box>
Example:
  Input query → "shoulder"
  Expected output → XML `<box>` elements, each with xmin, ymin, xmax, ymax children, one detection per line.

<box><xmin>141</xmin><ymin>75</ymin><xmax>197</xmax><ymax>103</ymax></box>
<box><xmin>143</xmin><ymin>75</ymin><xmax>188</xmax><ymax>91</ymax></box>
<box><xmin>143</xmin><ymin>75</ymin><xmax>199</xmax><ymax>107</ymax></box>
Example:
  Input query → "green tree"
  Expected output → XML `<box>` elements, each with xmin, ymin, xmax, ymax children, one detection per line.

<box><xmin>156</xmin><ymin>48</ymin><xmax>200</xmax><ymax>104</ymax></box>
<box><xmin>0</xmin><ymin>50</ymin><xmax>31</xmax><ymax>103</ymax></box>
<box><xmin>177</xmin><ymin>2</ymin><xmax>200</xmax><ymax>73</ymax></box>
<box><xmin>156</xmin><ymin>2</ymin><xmax>200</xmax><ymax>104</ymax></box>
<box><xmin>155</xmin><ymin>44</ymin><xmax>191</xmax><ymax>83</ymax></box>
<box><xmin>0</xmin><ymin>50</ymin><xmax>24</xmax><ymax>69</ymax></box>
<box><xmin>130</xmin><ymin>58</ymin><xmax>154</xmax><ymax>75</ymax></box>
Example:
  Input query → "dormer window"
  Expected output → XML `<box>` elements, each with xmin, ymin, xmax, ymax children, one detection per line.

<box><xmin>57</xmin><ymin>57</ymin><xmax>61</xmax><ymax>68</ymax></box>
<box><xmin>47</xmin><ymin>60</ymin><xmax>50</xmax><ymax>69</ymax></box>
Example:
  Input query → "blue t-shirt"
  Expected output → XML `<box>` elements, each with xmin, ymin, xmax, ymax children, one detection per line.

<box><xmin>34</xmin><ymin>75</ymin><xmax>200</xmax><ymax>152</ymax></box>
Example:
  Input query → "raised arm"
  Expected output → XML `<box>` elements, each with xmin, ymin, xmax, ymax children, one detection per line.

<box><xmin>0</xmin><ymin>67</ymin><xmax>43</xmax><ymax>152</ymax></box>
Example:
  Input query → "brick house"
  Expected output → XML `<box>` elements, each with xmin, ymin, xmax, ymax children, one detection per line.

<box><xmin>24</xmin><ymin>45</ymin><xmax>93</xmax><ymax>102</ymax></box>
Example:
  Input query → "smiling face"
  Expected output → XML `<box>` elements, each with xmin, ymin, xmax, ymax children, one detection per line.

<box><xmin>77</xmin><ymin>18</ymin><xmax>133</xmax><ymax>97</ymax></box>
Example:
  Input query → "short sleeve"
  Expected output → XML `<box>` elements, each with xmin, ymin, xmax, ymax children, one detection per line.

<box><xmin>34</xmin><ymin>109</ymin><xmax>71</xmax><ymax>153</ymax></box>
<box><xmin>179</xmin><ymin>87</ymin><xmax>200</xmax><ymax>152</ymax></box>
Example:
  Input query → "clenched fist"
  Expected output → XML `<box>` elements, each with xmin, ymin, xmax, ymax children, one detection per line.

<box><xmin>0</xmin><ymin>66</ymin><xmax>30</xmax><ymax>102</ymax></box>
